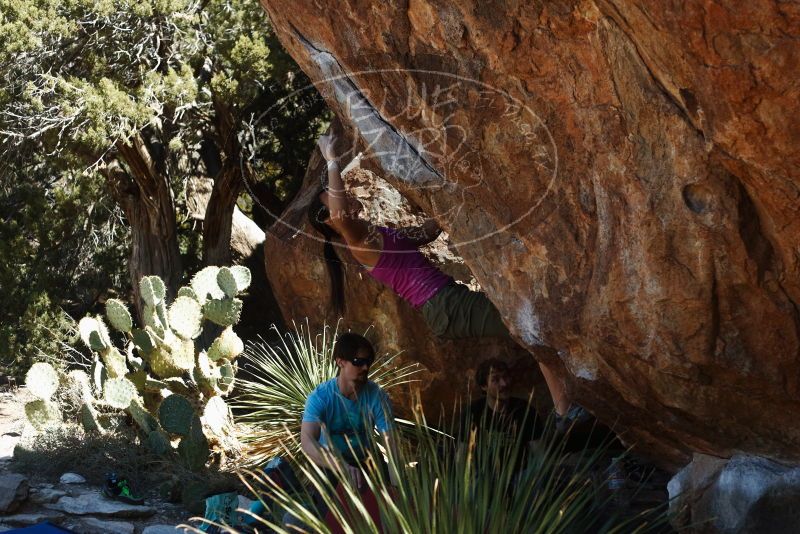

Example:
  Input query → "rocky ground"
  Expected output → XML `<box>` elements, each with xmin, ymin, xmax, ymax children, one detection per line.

<box><xmin>0</xmin><ymin>388</ymin><xmax>197</xmax><ymax>533</ymax></box>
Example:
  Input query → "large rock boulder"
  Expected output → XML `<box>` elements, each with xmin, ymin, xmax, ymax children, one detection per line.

<box><xmin>259</xmin><ymin>0</ymin><xmax>800</xmax><ymax>467</ymax></box>
<box><xmin>0</xmin><ymin>474</ymin><xmax>28</xmax><ymax>513</ymax></box>
<box><xmin>264</xmin><ymin>121</ymin><xmax>547</xmax><ymax>416</ymax></box>
<box><xmin>669</xmin><ymin>454</ymin><xmax>800</xmax><ymax>533</ymax></box>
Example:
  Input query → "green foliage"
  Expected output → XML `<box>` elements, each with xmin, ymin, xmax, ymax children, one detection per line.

<box><xmin>0</xmin><ymin>167</ymin><xmax>128</xmax><ymax>377</ymax></box>
<box><xmin>22</xmin><ymin>267</ymin><xmax>248</xmax><ymax>471</ymax></box>
<box><xmin>235</xmin><ymin>321</ymin><xmax>422</xmax><ymax>466</ymax></box>
<box><xmin>239</xmin><ymin>411</ymin><xmax>669</xmax><ymax>534</ymax></box>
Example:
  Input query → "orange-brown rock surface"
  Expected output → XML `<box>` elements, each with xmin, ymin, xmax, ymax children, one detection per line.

<box><xmin>263</xmin><ymin>121</ymin><xmax>548</xmax><ymax>419</ymax></box>
<box><xmin>259</xmin><ymin>0</ymin><xmax>800</xmax><ymax>468</ymax></box>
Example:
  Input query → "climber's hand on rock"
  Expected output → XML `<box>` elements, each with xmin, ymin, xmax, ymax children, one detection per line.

<box><xmin>318</xmin><ymin>133</ymin><xmax>337</xmax><ymax>162</ymax></box>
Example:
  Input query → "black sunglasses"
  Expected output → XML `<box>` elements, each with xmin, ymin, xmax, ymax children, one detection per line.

<box><xmin>349</xmin><ymin>356</ymin><xmax>374</xmax><ymax>367</ymax></box>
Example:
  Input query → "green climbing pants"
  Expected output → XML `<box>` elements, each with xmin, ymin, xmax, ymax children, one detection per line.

<box><xmin>421</xmin><ymin>282</ymin><xmax>511</xmax><ymax>340</ymax></box>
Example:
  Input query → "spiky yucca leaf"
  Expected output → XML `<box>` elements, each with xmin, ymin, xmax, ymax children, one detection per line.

<box><xmin>230</xmin><ymin>407</ymin><xmax>668</xmax><ymax>534</ymax></box>
<box><xmin>234</xmin><ymin>321</ymin><xmax>421</xmax><ymax>466</ymax></box>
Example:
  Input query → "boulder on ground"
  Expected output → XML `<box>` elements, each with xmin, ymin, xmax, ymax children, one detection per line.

<box><xmin>0</xmin><ymin>474</ymin><xmax>29</xmax><ymax>513</ymax></box>
<box><xmin>669</xmin><ymin>454</ymin><xmax>800</xmax><ymax>533</ymax></box>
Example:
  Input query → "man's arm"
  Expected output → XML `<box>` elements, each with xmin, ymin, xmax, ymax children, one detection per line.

<box><xmin>301</xmin><ymin>421</ymin><xmax>365</xmax><ymax>489</ymax></box>
<box><xmin>300</xmin><ymin>421</ymin><xmax>333</xmax><ymax>469</ymax></box>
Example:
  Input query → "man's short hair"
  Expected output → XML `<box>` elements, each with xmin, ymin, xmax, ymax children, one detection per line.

<box><xmin>333</xmin><ymin>332</ymin><xmax>375</xmax><ymax>362</ymax></box>
<box><xmin>475</xmin><ymin>358</ymin><xmax>510</xmax><ymax>388</ymax></box>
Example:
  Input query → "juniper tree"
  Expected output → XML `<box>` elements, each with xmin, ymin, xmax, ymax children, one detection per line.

<box><xmin>0</xmin><ymin>0</ymin><xmax>327</xmax><ymax>317</ymax></box>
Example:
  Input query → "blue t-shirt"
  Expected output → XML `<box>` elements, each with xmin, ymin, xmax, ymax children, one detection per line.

<box><xmin>302</xmin><ymin>378</ymin><xmax>393</xmax><ymax>462</ymax></box>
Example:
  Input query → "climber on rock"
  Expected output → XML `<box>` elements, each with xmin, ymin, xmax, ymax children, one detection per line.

<box><xmin>307</xmin><ymin>133</ymin><xmax>588</xmax><ymax>429</ymax></box>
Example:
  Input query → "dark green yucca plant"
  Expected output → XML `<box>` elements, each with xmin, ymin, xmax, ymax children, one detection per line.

<box><xmin>225</xmin><ymin>405</ymin><xmax>670</xmax><ymax>534</ymax></box>
<box><xmin>234</xmin><ymin>320</ymin><xmax>421</xmax><ymax>467</ymax></box>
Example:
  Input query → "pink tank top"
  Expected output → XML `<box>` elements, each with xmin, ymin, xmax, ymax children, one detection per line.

<box><xmin>366</xmin><ymin>227</ymin><xmax>453</xmax><ymax>309</ymax></box>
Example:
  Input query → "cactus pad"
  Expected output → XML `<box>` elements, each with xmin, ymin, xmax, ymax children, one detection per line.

<box><xmin>79</xmin><ymin>316</ymin><xmax>108</xmax><ymax>352</ymax></box>
<box><xmin>168</xmin><ymin>296</ymin><xmax>203</xmax><ymax>340</ymax></box>
<box><xmin>142</xmin><ymin>304</ymin><xmax>165</xmax><ymax>335</ymax></box>
<box><xmin>148</xmin><ymin>346</ymin><xmax>183</xmax><ymax>379</ymax></box>
<box><xmin>129</xmin><ymin>399</ymin><xmax>159</xmax><ymax>434</ymax></box>
<box><xmin>25</xmin><ymin>362</ymin><xmax>60</xmax><ymax>400</ymax></box>
<box><xmin>25</xmin><ymin>400</ymin><xmax>61</xmax><ymax>430</ymax></box>
<box><xmin>91</xmin><ymin>359</ymin><xmax>107</xmax><ymax>395</ymax></box>
<box><xmin>216</xmin><ymin>267</ymin><xmax>238</xmax><ymax>298</ymax></box>
<box><xmin>101</xmin><ymin>347</ymin><xmax>129</xmax><ymax>379</ymax></box>
<box><xmin>132</xmin><ymin>328</ymin><xmax>155</xmax><ymax>354</ymax></box>
<box><xmin>207</xmin><ymin>327</ymin><xmax>244</xmax><ymax>361</ymax></box>
<box><xmin>104</xmin><ymin>377</ymin><xmax>138</xmax><ymax>409</ymax></box>
<box><xmin>218</xmin><ymin>362</ymin><xmax>235</xmax><ymax>394</ymax></box>
<box><xmin>203</xmin><ymin>298</ymin><xmax>242</xmax><ymax>327</ymax></box>
<box><xmin>79</xmin><ymin>403</ymin><xmax>103</xmax><ymax>434</ymax></box>
<box><xmin>202</xmin><ymin>396</ymin><xmax>232</xmax><ymax>436</ymax></box>
<box><xmin>229</xmin><ymin>265</ymin><xmax>251</xmax><ymax>293</ymax></box>
<box><xmin>96</xmin><ymin>317</ymin><xmax>113</xmax><ymax>349</ymax></box>
<box><xmin>66</xmin><ymin>370</ymin><xmax>94</xmax><ymax>404</ymax></box>
<box><xmin>105</xmin><ymin>299</ymin><xmax>133</xmax><ymax>333</ymax></box>
<box><xmin>140</xmin><ymin>275</ymin><xmax>166</xmax><ymax>306</ymax></box>
<box><xmin>177</xmin><ymin>416</ymin><xmax>209</xmax><ymax>471</ymax></box>
<box><xmin>158</xmin><ymin>394</ymin><xmax>195</xmax><ymax>436</ymax></box>
<box><xmin>177</xmin><ymin>286</ymin><xmax>199</xmax><ymax>301</ymax></box>
<box><xmin>190</xmin><ymin>266</ymin><xmax>224</xmax><ymax>304</ymax></box>
<box><xmin>148</xmin><ymin>429</ymin><xmax>172</xmax><ymax>456</ymax></box>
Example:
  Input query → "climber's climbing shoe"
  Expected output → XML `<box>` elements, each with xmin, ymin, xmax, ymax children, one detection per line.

<box><xmin>103</xmin><ymin>472</ymin><xmax>145</xmax><ymax>505</ymax></box>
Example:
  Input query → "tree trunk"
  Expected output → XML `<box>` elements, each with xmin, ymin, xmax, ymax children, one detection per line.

<box><xmin>106</xmin><ymin>135</ymin><xmax>182</xmax><ymax>320</ymax></box>
<box><xmin>203</xmin><ymin>167</ymin><xmax>242</xmax><ymax>266</ymax></box>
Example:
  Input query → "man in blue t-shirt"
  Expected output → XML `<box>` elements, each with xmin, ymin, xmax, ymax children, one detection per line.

<box><xmin>301</xmin><ymin>332</ymin><xmax>395</xmax><ymax>489</ymax></box>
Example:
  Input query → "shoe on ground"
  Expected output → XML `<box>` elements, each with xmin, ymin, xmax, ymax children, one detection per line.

<box><xmin>103</xmin><ymin>473</ymin><xmax>145</xmax><ymax>505</ymax></box>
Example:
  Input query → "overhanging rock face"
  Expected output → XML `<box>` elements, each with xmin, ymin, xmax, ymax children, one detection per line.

<box><xmin>260</xmin><ymin>0</ymin><xmax>800</xmax><ymax>467</ymax></box>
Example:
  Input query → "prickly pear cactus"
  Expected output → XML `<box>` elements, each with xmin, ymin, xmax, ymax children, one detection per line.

<box><xmin>158</xmin><ymin>394</ymin><xmax>195</xmax><ymax>436</ymax></box>
<box><xmin>203</xmin><ymin>298</ymin><xmax>243</xmax><ymax>327</ymax></box>
<box><xmin>68</xmin><ymin>265</ymin><xmax>251</xmax><ymax>466</ymax></box>
<box><xmin>106</xmin><ymin>299</ymin><xmax>133</xmax><ymax>333</ymax></box>
<box><xmin>207</xmin><ymin>327</ymin><xmax>243</xmax><ymax>361</ymax></box>
<box><xmin>104</xmin><ymin>377</ymin><xmax>138</xmax><ymax>409</ymax></box>
<box><xmin>178</xmin><ymin>416</ymin><xmax>210</xmax><ymax>471</ymax></box>
<box><xmin>25</xmin><ymin>362</ymin><xmax>60</xmax><ymax>400</ymax></box>
<box><xmin>25</xmin><ymin>399</ymin><xmax>61</xmax><ymax>430</ymax></box>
